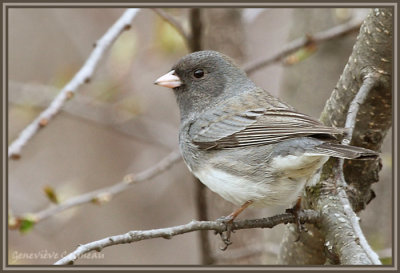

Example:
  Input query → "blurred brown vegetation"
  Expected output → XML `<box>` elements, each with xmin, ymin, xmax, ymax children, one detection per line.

<box><xmin>8</xmin><ymin>8</ymin><xmax>392</xmax><ymax>265</ymax></box>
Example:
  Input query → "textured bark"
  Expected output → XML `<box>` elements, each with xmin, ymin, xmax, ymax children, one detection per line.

<box><xmin>278</xmin><ymin>9</ymin><xmax>357</xmax><ymax>264</ymax></box>
<box><xmin>320</xmin><ymin>9</ymin><xmax>392</xmax><ymax>211</ymax></box>
<box><xmin>279</xmin><ymin>8</ymin><xmax>392</xmax><ymax>265</ymax></box>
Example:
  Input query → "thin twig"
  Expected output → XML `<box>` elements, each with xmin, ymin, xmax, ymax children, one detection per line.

<box><xmin>54</xmin><ymin>210</ymin><xmax>319</xmax><ymax>265</ymax></box>
<box><xmin>341</xmin><ymin>75</ymin><xmax>379</xmax><ymax>147</ymax></box>
<box><xmin>243</xmin><ymin>18</ymin><xmax>362</xmax><ymax>75</ymax></box>
<box><xmin>8</xmin><ymin>8</ymin><xmax>140</xmax><ymax>159</ymax></box>
<box><xmin>335</xmin><ymin>74</ymin><xmax>381</xmax><ymax>264</ymax></box>
<box><xmin>11</xmin><ymin>150</ymin><xmax>182</xmax><ymax>226</ymax></box>
<box><xmin>152</xmin><ymin>8</ymin><xmax>190</xmax><ymax>45</ymax></box>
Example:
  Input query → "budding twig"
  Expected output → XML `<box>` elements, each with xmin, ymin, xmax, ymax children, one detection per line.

<box><xmin>243</xmin><ymin>18</ymin><xmax>362</xmax><ymax>75</ymax></box>
<box><xmin>10</xmin><ymin>150</ymin><xmax>182</xmax><ymax>230</ymax></box>
<box><xmin>8</xmin><ymin>8</ymin><xmax>140</xmax><ymax>159</ymax></box>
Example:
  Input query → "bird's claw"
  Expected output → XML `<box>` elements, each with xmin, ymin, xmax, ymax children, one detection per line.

<box><xmin>286</xmin><ymin>207</ymin><xmax>307</xmax><ymax>240</ymax></box>
<box><xmin>219</xmin><ymin>231</ymin><xmax>233</xmax><ymax>251</ymax></box>
<box><xmin>215</xmin><ymin>215</ymin><xmax>235</xmax><ymax>251</ymax></box>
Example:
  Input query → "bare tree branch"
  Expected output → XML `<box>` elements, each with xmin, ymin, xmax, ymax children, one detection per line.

<box><xmin>54</xmin><ymin>210</ymin><xmax>319</xmax><ymax>265</ymax></box>
<box><xmin>341</xmin><ymin>75</ymin><xmax>379</xmax><ymax>147</ymax></box>
<box><xmin>335</xmin><ymin>75</ymin><xmax>381</xmax><ymax>264</ymax></box>
<box><xmin>8</xmin><ymin>8</ymin><xmax>140</xmax><ymax>159</ymax></box>
<box><xmin>9</xmin><ymin>150</ymin><xmax>182</xmax><ymax>229</ymax></box>
<box><xmin>243</xmin><ymin>18</ymin><xmax>362</xmax><ymax>75</ymax></box>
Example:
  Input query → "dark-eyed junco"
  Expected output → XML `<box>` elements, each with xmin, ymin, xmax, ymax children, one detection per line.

<box><xmin>155</xmin><ymin>50</ymin><xmax>377</xmax><ymax>221</ymax></box>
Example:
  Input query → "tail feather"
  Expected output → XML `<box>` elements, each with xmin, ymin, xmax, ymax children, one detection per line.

<box><xmin>308</xmin><ymin>142</ymin><xmax>378</xmax><ymax>159</ymax></box>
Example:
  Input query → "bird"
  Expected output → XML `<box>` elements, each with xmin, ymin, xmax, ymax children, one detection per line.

<box><xmin>154</xmin><ymin>50</ymin><xmax>377</xmax><ymax>228</ymax></box>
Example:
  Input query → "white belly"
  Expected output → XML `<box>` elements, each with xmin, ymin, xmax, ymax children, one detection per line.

<box><xmin>192</xmin><ymin>154</ymin><xmax>328</xmax><ymax>208</ymax></box>
<box><xmin>193</xmin><ymin>167</ymin><xmax>269</xmax><ymax>206</ymax></box>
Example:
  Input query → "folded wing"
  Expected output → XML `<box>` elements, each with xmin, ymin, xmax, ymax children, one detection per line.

<box><xmin>190</xmin><ymin>106</ymin><xmax>345</xmax><ymax>150</ymax></box>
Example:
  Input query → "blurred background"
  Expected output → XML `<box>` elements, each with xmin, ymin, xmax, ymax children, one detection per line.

<box><xmin>8</xmin><ymin>8</ymin><xmax>392</xmax><ymax>265</ymax></box>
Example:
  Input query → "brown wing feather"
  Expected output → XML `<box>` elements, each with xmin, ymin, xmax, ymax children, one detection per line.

<box><xmin>194</xmin><ymin>108</ymin><xmax>345</xmax><ymax>150</ymax></box>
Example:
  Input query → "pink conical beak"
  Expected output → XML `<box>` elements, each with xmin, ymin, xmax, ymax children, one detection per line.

<box><xmin>154</xmin><ymin>70</ymin><xmax>182</xmax><ymax>88</ymax></box>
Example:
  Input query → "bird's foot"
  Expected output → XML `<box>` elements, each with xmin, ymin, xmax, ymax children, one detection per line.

<box><xmin>285</xmin><ymin>207</ymin><xmax>308</xmax><ymax>242</ymax></box>
<box><xmin>214</xmin><ymin>201</ymin><xmax>253</xmax><ymax>250</ymax></box>
<box><xmin>215</xmin><ymin>215</ymin><xmax>235</xmax><ymax>251</ymax></box>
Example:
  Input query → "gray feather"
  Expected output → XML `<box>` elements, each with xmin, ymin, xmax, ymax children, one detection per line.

<box><xmin>307</xmin><ymin>142</ymin><xmax>378</xmax><ymax>159</ymax></box>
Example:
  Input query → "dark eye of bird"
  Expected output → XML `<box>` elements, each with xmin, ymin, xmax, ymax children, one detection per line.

<box><xmin>193</xmin><ymin>69</ymin><xmax>205</xmax><ymax>79</ymax></box>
